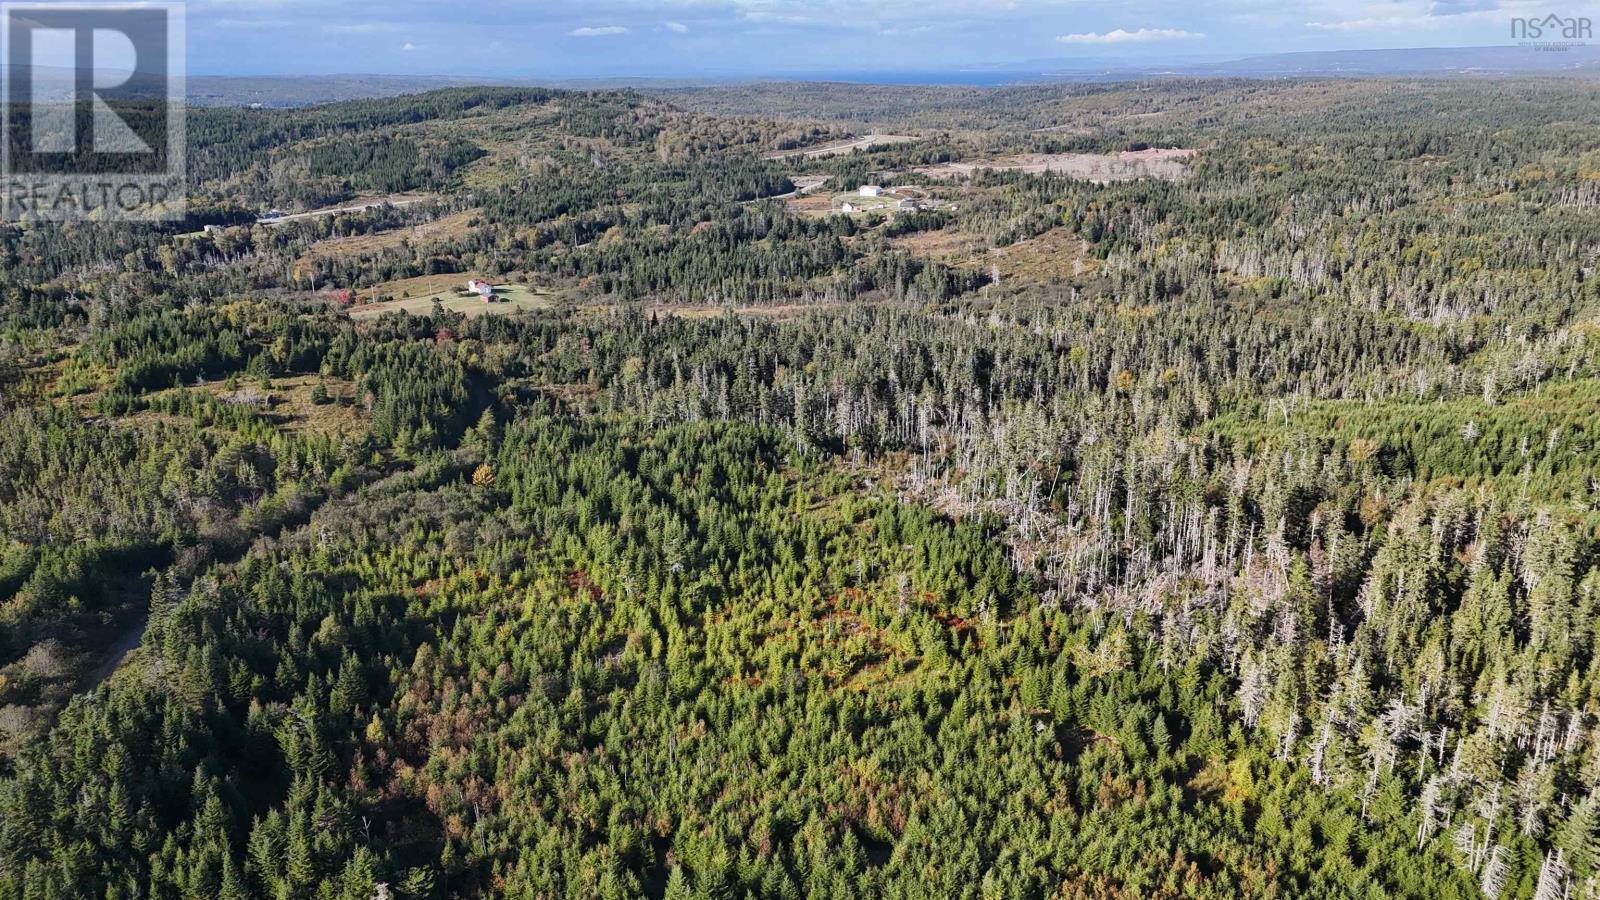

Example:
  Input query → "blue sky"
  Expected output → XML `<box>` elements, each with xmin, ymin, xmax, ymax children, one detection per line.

<box><xmin>184</xmin><ymin>0</ymin><xmax>1597</xmax><ymax>77</ymax></box>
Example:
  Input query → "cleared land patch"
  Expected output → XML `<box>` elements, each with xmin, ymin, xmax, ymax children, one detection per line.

<box><xmin>786</xmin><ymin>193</ymin><xmax>840</xmax><ymax>217</ymax></box>
<box><xmin>215</xmin><ymin>374</ymin><xmax>364</xmax><ymax>436</ymax></box>
<box><xmin>830</xmin><ymin>191</ymin><xmax>903</xmax><ymax>214</ymax></box>
<box><xmin>891</xmin><ymin>225</ymin><xmax>1095</xmax><ymax>287</ymax></box>
<box><xmin>765</xmin><ymin>134</ymin><xmax>916</xmax><ymax>160</ymax></box>
<box><xmin>889</xmin><ymin>227</ymin><xmax>990</xmax><ymax>267</ymax></box>
<box><xmin>121</xmin><ymin>374</ymin><xmax>365</xmax><ymax>437</ymax></box>
<box><xmin>259</xmin><ymin>192</ymin><xmax>436</xmax><ymax>224</ymax></box>
<box><xmin>294</xmin><ymin>209</ymin><xmax>480</xmax><ymax>269</ymax></box>
<box><xmin>811</xmin><ymin>185</ymin><xmax>936</xmax><ymax>217</ymax></box>
<box><xmin>915</xmin><ymin>148</ymin><xmax>1196</xmax><ymax>183</ymax></box>
<box><xmin>987</xmin><ymin>227</ymin><xmax>1097</xmax><ymax>285</ymax></box>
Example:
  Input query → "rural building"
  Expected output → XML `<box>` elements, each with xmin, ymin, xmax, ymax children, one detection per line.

<box><xmin>840</xmin><ymin>202</ymin><xmax>857</xmax><ymax>213</ymax></box>
<box><xmin>858</xmin><ymin>185</ymin><xmax>883</xmax><ymax>197</ymax></box>
<box><xmin>896</xmin><ymin>199</ymin><xmax>918</xmax><ymax>211</ymax></box>
<box><xmin>465</xmin><ymin>279</ymin><xmax>495</xmax><ymax>300</ymax></box>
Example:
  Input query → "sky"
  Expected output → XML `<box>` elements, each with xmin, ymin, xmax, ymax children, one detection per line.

<box><xmin>181</xmin><ymin>0</ymin><xmax>1599</xmax><ymax>78</ymax></box>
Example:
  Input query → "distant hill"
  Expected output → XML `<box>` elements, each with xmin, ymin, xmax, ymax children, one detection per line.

<box><xmin>184</xmin><ymin>74</ymin><xmax>731</xmax><ymax>107</ymax></box>
<box><xmin>1</xmin><ymin>68</ymin><xmax>512</xmax><ymax>107</ymax></box>
<box><xmin>1001</xmin><ymin>44</ymin><xmax>1600</xmax><ymax>82</ymax></box>
<box><xmin>2</xmin><ymin>64</ymin><xmax>169</xmax><ymax>101</ymax></box>
<box><xmin>1166</xmin><ymin>44</ymin><xmax>1600</xmax><ymax>77</ymax></box>
<box><xmin>183</xmin><ymin>74</ymin><xmax>502</xmax><ymax>107</ymax></box>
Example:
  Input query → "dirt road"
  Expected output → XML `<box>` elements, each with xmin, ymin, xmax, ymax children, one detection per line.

<box><xmin>259</xmin><ymin>193</ymin><xmax>434</xmax><ymax>225</ymax></box>
<box><xmin>764</xmin><ymin>134</ymin><xmax>915</xmax><ymax>160</ymax></box>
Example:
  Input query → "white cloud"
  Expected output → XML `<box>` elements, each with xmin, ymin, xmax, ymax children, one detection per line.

<box><xmin>1305</xmin><ymin>15</ymin><xmax>1435</xmax><ymax>30</ymax></box>
<box><xmin>741</xmin><ymin>9</ymin><xmax>813</xmax><ymax>25</ymax></box>
<box><xmin>1429</xmin><ymin>0</ymin><xmax>1498</xmax><ymax>14</ymax></box>
<box><xmin>402</xmin><ymin>41</ymin><xmax>416</xmax><ymax>50</ymax></box>
<box><xmin>321</xmin><ymin>22</ymin><xmax>403</xmax><ymax>35</ymax></box>
<box><xmin>665</xmin><ymin>21</ymin><xmax>689</xmax><ymax>33</ymax></box>
<box><xmin>206</xmin><ymin>18</ymin><xmax>295</xmax><ymax>31</ymax></box>
<box><xmin>570</xmin><ymin>25</ymin><xmax>629</xmax><ymax>37</ymax></box>
<box><xmin>1057</xmin><ymin>28</ymin><xmax>1205</xmax><ymax>44</ymax></box>
<box><xmin>1300</xmin><ymin>0</ymin><xmax>1527</xmax><ymax>32</ymax></box>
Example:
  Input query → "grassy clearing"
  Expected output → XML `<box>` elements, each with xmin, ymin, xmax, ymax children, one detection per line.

<box><xmin>786</xmin><ymin>193</ymin><xmax>839</xmax><ymax>218</ymax></box>
<box><xmin>987</xmin><ymin>227</ymin><xmax>1097</xmax><ymax>285</ymax></box>
<box><xmin>125</xmin><ymin>374</ymin><xmax>366</xmax><ymax>437</ymax></box>
<box><xmin>349</xmin><ymin>275</ymin><xmax>553</xmax><ymax>319</ymax></box>
<box><xmin>236</xmin><ymin>374</ymin><xmax>364</xmax><ymax>436</ymax></box>
<box><xmin>832</xmin><ymin>192</ymin><xmax>902</xmax><ymax>213</ymax></box>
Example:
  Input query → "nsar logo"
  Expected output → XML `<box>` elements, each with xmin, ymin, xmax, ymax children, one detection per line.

<box><xmin>1511</xmin><ymin>12</ymin><xmax>1593</xmax><ymax>49</ymax></box>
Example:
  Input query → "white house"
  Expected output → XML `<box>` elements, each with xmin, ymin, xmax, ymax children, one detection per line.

<box><xmin>840</xmin><ymin>202</ymin><xmax>857</xmax><ymax>214</ymax></box>
<box><xmin>465</xmin><ymin>279</ymin><xmax>495</xmax><ymax>300</ymax></box>
<box><xmin>858</xmin><ymin>185</ymin><xmax>883</xmax><ymax>198</ymax></box>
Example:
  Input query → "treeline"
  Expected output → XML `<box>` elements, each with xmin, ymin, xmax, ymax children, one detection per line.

<box><xmin>4</xmin><ymin>76</ymin><xmax>1600</xmax><ymax>899</ymax></box>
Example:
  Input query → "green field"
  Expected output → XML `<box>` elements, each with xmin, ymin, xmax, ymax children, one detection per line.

<box><xmin>350</xmin><ymin>278</ymin><xmax>553</xmax><ymax>318</ymax></box>
<box><xmin>833</xmin><ymin>191</ymin><xmax>902</xmax><ymax>213</ymax></box>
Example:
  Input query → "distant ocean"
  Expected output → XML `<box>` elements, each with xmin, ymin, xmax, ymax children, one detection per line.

<box><xmin>795</xmin><ymin>70</ymin><xmax>1043</xmax><ymax>86</ymax></box>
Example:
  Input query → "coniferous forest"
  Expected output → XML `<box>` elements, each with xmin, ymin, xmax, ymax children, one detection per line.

<box><xmin>2</xmin><ymin>78</ymin><xmax>1600</xmax><ymax>898</ymax></box>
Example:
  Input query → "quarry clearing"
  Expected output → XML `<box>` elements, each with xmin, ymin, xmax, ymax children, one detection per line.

<box><xmin>915</xmin><ymin>148</ymin><xmax>1196</xmax><ymax>183</ymax></box>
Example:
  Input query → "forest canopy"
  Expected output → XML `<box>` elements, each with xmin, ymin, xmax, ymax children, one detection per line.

<box><xmin>1</xmin><ymin>77</ymin><xmax>1599</xmax><ymax>899</ymax></box>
